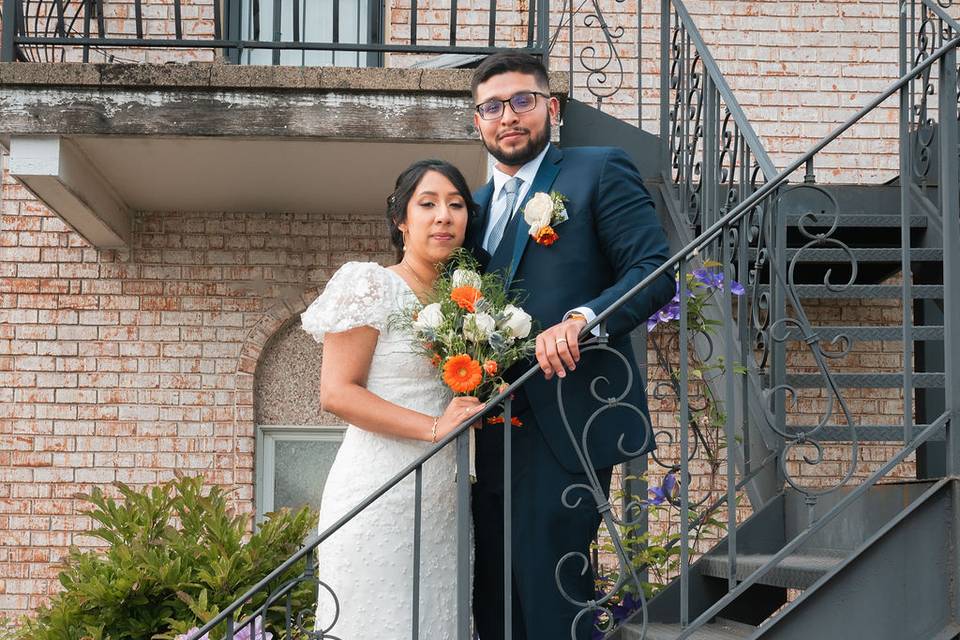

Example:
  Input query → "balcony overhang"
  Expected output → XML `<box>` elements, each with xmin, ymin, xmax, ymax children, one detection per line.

<box><xmin>0</xmin><ymin>63</ymin><xmax>568</xmax><ymax>249</ymax></box>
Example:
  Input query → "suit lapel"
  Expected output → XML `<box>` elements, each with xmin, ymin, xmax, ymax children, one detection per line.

<box><xmin>470</xmin><ymin>180</ymin><xmax>495</xmax><ymax>267</ymax></box>
<box><xmin>501</xmin><ymin>145</ymin><xmax>563</xmax><ymax>287</ymax></box>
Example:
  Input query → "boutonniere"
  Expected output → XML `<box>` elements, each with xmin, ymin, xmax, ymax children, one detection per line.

<box><xmin>522</xmin><ymin>191</ymin><xmax>568</xmax><ymax>246</ymax></box>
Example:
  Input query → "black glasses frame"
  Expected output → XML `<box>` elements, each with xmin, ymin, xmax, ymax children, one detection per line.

<box><xmin>475</xmin><ymin>91</ymin><xmax>551</xmax><ymax>120</ymax></box>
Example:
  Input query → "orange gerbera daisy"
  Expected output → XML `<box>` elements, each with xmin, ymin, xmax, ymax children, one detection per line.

<box><xmin>486</xmin><ymin>415</ymin><xmax>523</xmax><ymax>427</ymax></box>
<box><xmin>443</xmin><ymin>354</ymin><xmax>483</xmax><ymax>393</ymax></box>
<box><xmin>450</xmin><ymin>286</ymin><xmax>483</xmax><ymax>312</ymax></box>
<box><xmin>483</xmin><ymin>360</ymin><xmax>498</xmax><ymax>376</ymax></box>
<box><xmin>534</xmin><ymin>225</ymin><xmax>559</xmax><ymax>246</ymax></box>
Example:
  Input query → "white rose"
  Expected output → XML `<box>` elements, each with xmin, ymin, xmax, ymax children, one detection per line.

<box><xmin>413</xmin><ymin>303</ymin><xmax>444</xmax><ymax>331</ymax></box>
<box><xmin>451</xmin><ymin>269</ymin><xmax>482</xmax><ymax>289</ymax></box>
<box><xmin>499</xmin><ymin>304</ymin><xmax>532</xmax><ymax>339</ymax></box>
<box><xmin>523</xmin><ymin>192</ymin><xmax>554</xmax><ymax>231</ymax></box>
<box><xmin>463</xmin><ymin>312</ymin><xmax>496</xmax><ymax>343</ymax></box>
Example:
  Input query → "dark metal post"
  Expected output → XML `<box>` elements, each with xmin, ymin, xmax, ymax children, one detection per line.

<box><xmin>456</xmin><ymin>430</ymin><xmax>471</xmax><ymax>639</ymax></box>
<box><xmin>899</xmin><ymin>4</ymin><xmax>915</xmax><ymax>446</ymax></box>
<box><xmin>939</xmin><ymin>47</ymin><xmax>960</xmax><ymax>474</ymax></box>
<box><xmin>224</xmin><ymin>0</ymin><xmax>242</xmax><ymax>64</ymax></box>
<box><xmin>503</xmin><ymin>396</ymin><xmax>513</xmax><ymax>639</ymax></box>
<box><xmin>678</xmin><ymin>259</ymin><xmax>690</xmax><ymax>627</ymax></box>
<box><xmin>659</xmin><ymin>0</ymin><xmax>671</xmax><ymax>179</ymax></box>
<box><xmin>272</xmin><ymin>0</ymin><xmax>282</xmax><ymax>65</ymax></box>
<box><xmin>1</xmin><ymin>0</ymin><xmax>18</xmax><ymax>62</ymax></box>
<box><xmin>366</xmin><ymin>0</ymin><xmax>384</xmax><ymax>68</ymax></box>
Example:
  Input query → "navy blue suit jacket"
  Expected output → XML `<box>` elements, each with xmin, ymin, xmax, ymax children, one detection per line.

<box><xmin>469</xmin><ymin>145</ymin><xmax>674</xmax><ymax>473</ymax></box>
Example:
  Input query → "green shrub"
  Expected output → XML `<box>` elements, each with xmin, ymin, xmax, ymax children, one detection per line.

<box><xmin>15</xmin><ymin>475</ymin><xmax>316</xmax><ymax>640</ymax></box>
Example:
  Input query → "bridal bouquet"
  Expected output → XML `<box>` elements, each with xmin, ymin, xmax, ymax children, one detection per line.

<box><xmin>394</xmin><ymin>249</ymin><xmax>537</xmax><ymax>476</ymax></box>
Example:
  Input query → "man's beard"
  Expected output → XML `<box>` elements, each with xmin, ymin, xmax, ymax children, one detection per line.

<box><xmin>483</xmin><ymin>117</ymin><xmax>551</xmax><ymax>167</ymax></box>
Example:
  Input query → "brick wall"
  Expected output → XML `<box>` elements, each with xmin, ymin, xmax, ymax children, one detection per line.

<box><xmin>0</xmin><ymin>153</ymin><xmax>394</xmax><ymax>616</ymax></box>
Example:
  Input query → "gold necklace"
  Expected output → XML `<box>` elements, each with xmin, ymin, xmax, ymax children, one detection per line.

<box><xmin>400</xmin><ymin>260</ymin><xmax>432</xmax><ymax>299</ymax></box>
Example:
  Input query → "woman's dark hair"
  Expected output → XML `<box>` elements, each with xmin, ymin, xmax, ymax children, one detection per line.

<box><xmin>386</xmin><ymin>159</ymin><xmax>477</xmax><ymax>261</ymax></box>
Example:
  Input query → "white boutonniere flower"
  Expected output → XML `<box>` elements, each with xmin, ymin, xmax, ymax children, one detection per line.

<box><xmin>522</xmin><ymin>191</ymin><xmax>568</xmax><ymax>246</ymax></box>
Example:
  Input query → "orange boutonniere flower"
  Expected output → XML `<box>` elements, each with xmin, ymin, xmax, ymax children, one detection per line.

<box><xmin>486</xmin><ymin>415</ymin><xmax>523</xmax><ymax>427</ymax></box>
<box><xmin>443</xmin><ymin>354</ymin><xmax>483</xmax><ymax>393</ymax></box>
<box><xmin>533</xmin><ymin>225</ymin><xmax>559</xmax><ymax>246</ymax></box>
<box><xmin>483</xmin><ymin>360</ymin><xmax>498</xmax><ymax>376</ymax></box>
<box><xmin>450</xmin><ymin>286</ymin><xmax>482</xmax><ymax>312</ymax></box>
<box><xmin>430</xmin><ymin>353</ymin><xmax>442</xmax><ymax>368</ymax></box>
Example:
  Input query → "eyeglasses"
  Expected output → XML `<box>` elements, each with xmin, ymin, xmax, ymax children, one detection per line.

<box><xmin>475</xmin><ymin>91</ymin><xmax>550</xmax><ymax>120</ymax></box>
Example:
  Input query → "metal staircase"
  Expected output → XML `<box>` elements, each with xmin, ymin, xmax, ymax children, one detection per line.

<box><xmin>174</xmin><ymin>0</ymin><xmax>959</xmax><ymax>637</ymax></box>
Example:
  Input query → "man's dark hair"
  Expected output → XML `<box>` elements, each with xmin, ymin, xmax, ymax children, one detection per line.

<box><xmin>470</xmin><ymin>52</ymin><xmax>550</xmax><ymax>98</ymax></box>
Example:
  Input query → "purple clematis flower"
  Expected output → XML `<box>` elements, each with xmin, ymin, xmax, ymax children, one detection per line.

<box><xmin>646</xmin><ymin>472</ymin><xmax>679</xmax><ymax>505</ymax></box>
<box><xmin>692</xmin><ymin>267</ymin><xmax>746</xmax><ymax>296</ymax></box>
<box><xmin>176</xmin><ymin>616</ymin><xmax>272</xmax><ymax>640</ymax></box>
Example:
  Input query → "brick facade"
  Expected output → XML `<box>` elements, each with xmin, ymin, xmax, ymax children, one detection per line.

<box><xmin>0</xmin><ymin>0</ymin><xmax>944</xmax><ymax>621</ymax></box>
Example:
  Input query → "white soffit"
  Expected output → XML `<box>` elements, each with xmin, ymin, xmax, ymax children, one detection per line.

<box><xmin>73</xmin><ymin>136</ymin><xmax>489</xmax><ymax>216</ymax></box>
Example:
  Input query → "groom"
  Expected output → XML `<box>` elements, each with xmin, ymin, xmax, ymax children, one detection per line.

<box><xmin>467</xmin><ymin>52</ymin><xmax>675</xmax><ymax>640</ymax></box>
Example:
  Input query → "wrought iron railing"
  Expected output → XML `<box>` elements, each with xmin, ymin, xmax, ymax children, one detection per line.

<box><xmin>179</xmin><ymin>15</ymin><xmax>960</xmax><ymax>638</ymax></box>
<box><xmin>0</xmin><ymin>0</ymin><xmax>551</xmax><ymax>64</ymax></box>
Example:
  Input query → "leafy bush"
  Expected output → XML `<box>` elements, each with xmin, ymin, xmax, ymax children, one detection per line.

<box><xmin>15</xmin><ymin>475</ymin><xmax>316</xmax><ymax>640</ymax></box>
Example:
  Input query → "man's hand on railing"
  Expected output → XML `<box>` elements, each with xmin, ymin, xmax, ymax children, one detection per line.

<box><xmin>534</xmin><ymin>315</ymin><xmax>588</xmax><ymax>380</ymax></box>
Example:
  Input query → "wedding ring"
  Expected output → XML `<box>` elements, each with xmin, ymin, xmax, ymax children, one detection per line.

<box><xmin>555</xmin><ymin>338</ymin><xmax>568</xmax><ymax>345</ymax></box>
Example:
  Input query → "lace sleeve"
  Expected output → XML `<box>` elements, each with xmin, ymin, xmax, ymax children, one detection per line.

<box><xmin>301</xmin><ymin>262</ymin><xmax>394</xmax><ymax>343</ymax></box>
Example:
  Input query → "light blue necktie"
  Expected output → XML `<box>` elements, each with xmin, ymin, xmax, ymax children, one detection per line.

<box><xmin>485</xmin><ymin>177</ymin><xmax>523</xmax><ymax>254</ymax></box>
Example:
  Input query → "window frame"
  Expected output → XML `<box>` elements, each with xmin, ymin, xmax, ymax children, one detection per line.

<box><xmin>254</xmin><ymin>424</ymin><xmax>346</xmax><ymax>526</ymax></box>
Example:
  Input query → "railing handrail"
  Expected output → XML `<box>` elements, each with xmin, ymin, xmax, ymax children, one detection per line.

<box><xmin>667</xmin><ymin>0</ymin><xmax>778</xmax><ymax>181</ymax></box>
<box><xmin>921</xmin><ymin>0</ymin><xmax>960</xmax><ymax>34</ymax></box>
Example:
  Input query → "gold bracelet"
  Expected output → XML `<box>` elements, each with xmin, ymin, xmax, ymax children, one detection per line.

<box><xmin>431</xmin><ymin>416</ymin><xmax>440</xmax><ymax>443</ymax></box>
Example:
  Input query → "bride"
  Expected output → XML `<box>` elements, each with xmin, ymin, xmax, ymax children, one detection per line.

<box><xmin>300</xmin><ymin>159</ymin><xmax>484</xmax><ymax>639</ymax></box>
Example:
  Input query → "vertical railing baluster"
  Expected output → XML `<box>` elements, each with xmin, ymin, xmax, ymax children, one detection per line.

<box><xmin>293</xmin><ymin>0</ymin><xmax>300</xmax><ymax>45</ymax></box>
<box><xmin>449</xmin><ymin>0</ymin><xmax>458</xmax><ymax>46</ymax></box>
<box><xmin>722</xmin><ymin>225</ymin><xmax>737</xmax><ymax>591</ymax></box>
<box><xmin>1</xmin><ymin>0</ymin><xmax>18</xmax><ymax>62</ymax></box>
<box><xmin>702</xmin><ymin>76</ymin><xmax>717</xmax><ymax>234</ymax></box>
<box><xmin>52</xmin><ymin>0</ymin><xmax>66</xmax><ymax>38</ymax></box>
<box><xmin>525</xmin><ymin>0</ymin><xmax>534</xmax><ymax>47</ymax></box>
<box><xmin>900</xmin><ymin>6</ymin><xmax>915</xmax><ymax>445</ymax></box>
<box><xmin>212</xmin><ymin>0</ymin><xmax>221</xmax><ymax>40</ymax></box>
<box><xmin>225</xmin><ymin>0</ymin><xmax>242</xmax><ymax>64</ymax></box>
<box><xmin>412</xmin><ymin>465</ymin><xmax>423</xmax><ymax>639</ymax></box>
<box><xmin>537</xmin><ymin>0</ymin><xmax>549</xmax><ymax>63</ymax></box>
<box><xmin>410</xmin><ymin>0</ymin><xmax>418</xmax><ymax>46</ymax></box>
<box><xmin>95</xmin><ymin>0</ymin><xmax>105</xmax><ymax>40</ymax></box>
<box><xmin>134</xmin><ymin>0</ymin><xmax>143</xmax><ymax>38</ymax></box>
<box><xmin>770</xmin><ymin>188</ymin><xmax>787</xmax><ymax>481</ymax></box>
<box><xmin>568</xmin><ymin>0</ymin><xmax>575</xmax><ymax>100</ymax></box>
<box><xmin>636</xmin><ymin>0</ymin><xmax>642</xmax><ymax>127</ymax></box>
<box><xmin>173</xmin><ymin>0</ymin><xmax>182</xmax><ymax>39</ymax></box>
<box><xmin>939</xmin><ymin>46</ymin><xmax>960</xmax><ymax>474</ymax></box>
<box><xmin>82</xmin><ymin>0</ymin><xmax>92</xmax><ymax>62</ymax></box>
<box><xmin>678</xmin><ymin>259</ymin><xmax>690</xmax><ymax>627</ymax></box>
<box><xmin>285</xmin><ymin>591</ymin><xmax>294</xmax><ymax>638</ymax></box>
<box><xmin>225</xmin><ymin>617</ymin><xmax>235</xmax><ymax>640</ymax></box>
<box><xmin>271</xmin><ymin>0</ymin><xmax>281</xmax><ymax>64</ymax></box>
<box><xmin>488</xmin><ymin>0</ymin><xmax>496</xmax><ymax>46</ymax></box>
<box><xmin>503</xmin><ymin>396</ymin><xmax>513</xmax><ymax>639</ymax></box>
<box><xmin>333</xmin><ymin>0</ymin><xmax>340</xmax><ymax>45</ymax></box>
<box><xmin>738</xmin><ymin>141</ymin><xmax>751</xmax><ymax>478</ymax></box>
<box><xmin>679</xmin><ymin>18</ymin><xmax>690</xmax><ymax>220</ymax></box>
<box><xmin>659</xmin><ymin>0</ymin><xmax>670</xmax><ymax>178</ymax></box>
<box><xmin>456</xmin><ymin>429</ymin><xmax>471</xmax><ymax>640</ymax></box>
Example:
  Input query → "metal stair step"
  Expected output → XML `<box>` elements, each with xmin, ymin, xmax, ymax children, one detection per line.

<box><xmin>775</xmin><ymin>284</ymin><xmax>943</xmax><ymax>299</ymax></box>
<box><xmin>783</xmin><ymin>213</ymin><xmax>927</xmax><ymax>228</ymax></box>
<box><xmin>699</xmin><ymin>552</ymin><xmax>845</xmax><ymax>589</ymax></box>
<box><xmin>782</xmin><ymin>325</ymin><xmax>944</xmax><ymax>341</ymax></box>
<box><xmin>750</xmin><ymin>247</ymin><xmax>943</xmax><ymax>262</ymax></box>
<box><xmin>784</xmin><ymin>372</ymin><xmax>944</xmax><ymax>388</ymax></box>
<box><xmin>621</xmin><ymin>619</ymin><xmax>756</xmax><ymax>640</ymax></box>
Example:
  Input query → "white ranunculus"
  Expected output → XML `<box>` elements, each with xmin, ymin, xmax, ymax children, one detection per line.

<box><xmin>499</xmin><ymin>304</ymin><xmax>533</xmax><ymax>339</ymax></box>
<box><xmin>451</xmin><ymin>269</ymin><xmax>482</xmax><ymax>289</ymax></box>
<box><xmin>413</xmin><ymin>303</ymin><xmax>444</xmax><ymax>331</ymax></box>
<box><xmin>463</xmin><ymin>312</ymin><xmax>496</xmax><ymax>343</ymax></box>
<box><xmin>523</xmin><ymin>192</ymin><xmax>554</xmax><ymax>231</ymax></box>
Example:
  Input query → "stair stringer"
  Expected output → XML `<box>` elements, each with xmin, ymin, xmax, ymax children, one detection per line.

<box><xmin>752</xmin><ymin>476</ymin><xmax>960</xmax><ymax>640</ymax></box>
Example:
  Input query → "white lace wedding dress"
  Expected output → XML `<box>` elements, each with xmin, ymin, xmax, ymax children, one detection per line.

<box><xmin>300</xmin><ymin>261</ymin><xmax>465</xmax><ymax>640</ymax></box>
